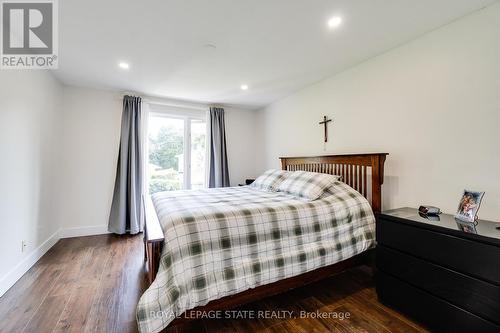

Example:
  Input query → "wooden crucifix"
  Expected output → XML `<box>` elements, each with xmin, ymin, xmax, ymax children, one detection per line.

<box><xmin>319</xmin><ymin>116</ymin><xmax>333</xmax><ymax>142</ymax></box>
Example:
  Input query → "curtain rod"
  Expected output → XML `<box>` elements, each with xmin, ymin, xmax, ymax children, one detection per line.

<box><xmin>119</xmin><ymin>93</ymin><xmax>213</xmax><ymax>111</ymax></box>
<box><xmin>119</xmin><ymin>92</ymin><xmax>228</xmax><ymax>111</ymax></box>
<box><xmin>143</xmin><ymin>98</ymin><xmax>208</xmax><ymax>111</ymax></box>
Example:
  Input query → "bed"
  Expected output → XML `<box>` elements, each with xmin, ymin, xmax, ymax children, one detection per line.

<box><xmin>138</xmin><ymin>153</ymin><xmax>387</xmax><ymax>333</ymax></box>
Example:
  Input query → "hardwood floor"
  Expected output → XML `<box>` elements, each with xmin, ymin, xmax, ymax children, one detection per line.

<box><xmin>0</xmin><ymin>234</ymin><xmax>428</xmax><ymax>333</ymax></box>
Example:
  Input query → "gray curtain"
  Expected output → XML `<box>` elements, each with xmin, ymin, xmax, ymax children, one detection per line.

<box><xmin>108</xmin><ymin>96</ymin><xmax>143</xmax><ymax>234</ymax></box>
<box><xmin>208</xmin><ymin>107</ymin><xmax>230</xmax><ymax>188</ymax></box>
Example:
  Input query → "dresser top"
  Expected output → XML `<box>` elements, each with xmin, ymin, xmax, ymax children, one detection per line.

<box><xmin>379</xmin><ymin>207</ymin><xmax>500</xmax><ymax>244</ymax></box>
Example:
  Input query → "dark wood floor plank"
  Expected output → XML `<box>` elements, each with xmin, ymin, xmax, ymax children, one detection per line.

<box><xmin>48</xmin><ymin>246</ymin><xmax>93</xmax><ymax>297</ymax></box>
<box><xmin>329</xmin><ymin>303</ymin><xmax>391</xmax><ymax>333</ymax></box>
<box><xmin>164</xmin><ymin>320</ymin><xmax>207</xmax><ymax>333</ymax></box>
<box><xmin>53</xmin><ymin>282</ymin><xmax>100</xmax><ymax>333</ymax></box>
<box><xmin>116</xmin><ymin>236</ymin><xmax>149</xmax><ymax>332</ymax></box>
<box><xmin>0</xmin><ymin>264</ymin><xmax>63</xmax><ymax>332</ymax></box>
<box><xmin>263</xmin><ymin>324</ymin><xmax>290</xmax><ymax>333</ymax></box>
<box><xmin>53</xmin><ymin>236</ymin><xmax>120</xmax><ymax>332</ymax></box>
<box><xmin>22</xmin><ymin>294</ymin><xmax>71</xmax><ymax>333</ymax></box>
<box><xmin>0</xmin><ymin>234</ymin><xmax>429</xmax><ymax>333</ymax></box>
<box><xmin>347</xmin><ymin>293</ymin><xmax>425</xmax><ymax>333</ymax></box>
<box><xmin>279</xmin><ymin>318</ymin><xmax>334</xmax><ymax>333</ymax></box>
<box><xmin>84</xmin><ymin>238</ymin><xmax>125</xmax><ymax>333</ymax></box>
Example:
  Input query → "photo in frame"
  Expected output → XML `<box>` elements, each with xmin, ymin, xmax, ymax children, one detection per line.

<box><xmin>455</xmin><ymin>190</ymin><xmax>485</xmax><ymax>223</ymax></box>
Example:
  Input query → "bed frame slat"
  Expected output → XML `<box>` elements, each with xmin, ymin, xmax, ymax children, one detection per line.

<box><xmin>363</xmin><ymin>165</ymin><xmax>368</xmax><ymax>198</ymax></box>
<box><xmin>281</xmin><ymin>153</ymin><xmax>387</xmax><ymax>213</ymax></box>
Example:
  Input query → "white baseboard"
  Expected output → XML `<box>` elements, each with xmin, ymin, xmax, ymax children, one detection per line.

<box><xmin>59</xmin><ymin>225</ymin><xmax>110</xmax><ymax>238</ymax></box>
<box><xmin>0</xmin><ymin>229</ymin><xmax>61</xmax><ymax>297</ymax></box>
<box><xmin>0</xmin><ymin>225</ymin><xmax>111</xmax><ymax>297</ymax></box>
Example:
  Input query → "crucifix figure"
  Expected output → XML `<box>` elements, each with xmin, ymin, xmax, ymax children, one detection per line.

<box><xmin>319</xmin><ymin>116</ymin><xmax>333</xmax><ymax>143</ymax></box>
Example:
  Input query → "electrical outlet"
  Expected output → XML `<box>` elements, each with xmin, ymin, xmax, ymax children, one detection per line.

<box><xmin>21</xmin><ymin>240</ymin><xmax>27</xmax><ymax>252</ymax></box>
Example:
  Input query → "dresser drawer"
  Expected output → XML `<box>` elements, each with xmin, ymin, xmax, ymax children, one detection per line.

<box><xmin>377</xmin><ymin>245</ymin><xmax>500</xmax><ymax>325</ymax></box>
<box><xmin>376</xmin><ymin>218</ymin><xmax>500</xmax><ymax>284</ymax></box>
<box><xmin>376</xmin><ymin>271</ymin><xmax>500</xmax><ymax>333</ymax></box>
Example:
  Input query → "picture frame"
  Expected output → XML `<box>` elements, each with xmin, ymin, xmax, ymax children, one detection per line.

<box><xmin>455</xmin><ymin>190</ymin><xmax>485</xmax><ymax>223</ymax></box>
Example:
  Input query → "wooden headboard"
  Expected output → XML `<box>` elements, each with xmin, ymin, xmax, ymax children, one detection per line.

<box><xmin>280</xmin><ymin>153</ymin><xmax>388</xmax><ymax>213</ymax></box>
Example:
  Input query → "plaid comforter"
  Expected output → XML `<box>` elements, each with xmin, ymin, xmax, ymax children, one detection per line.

<box><xmin>136</xmin><ymin>182</ymin><xmax>375</xmax><ymax>333</ymax></box>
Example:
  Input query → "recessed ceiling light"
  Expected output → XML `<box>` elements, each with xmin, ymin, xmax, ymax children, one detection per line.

<box><xmin>327</xmin><ymin>16</ymin><xmax>342</xmax><ymax>29</ymax></box>
<box><xmin>118</xmin><ymin>62</ymin><xmax>130</xmax><ymax>70</ymax></box>
<box><xmin>241</xmin><ymin>84</ymin><xmax>249</xmax><ymax>91</ymax></box>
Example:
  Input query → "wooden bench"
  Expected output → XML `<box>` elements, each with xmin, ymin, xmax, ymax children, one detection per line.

<box><xmin>143</xmin><ymin>195</ymin><xmax>164</xmax><ymax>284</ymax></box>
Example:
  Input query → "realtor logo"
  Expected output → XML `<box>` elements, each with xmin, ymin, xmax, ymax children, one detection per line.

<box><xmin>1</xmin><ymin>0</ymin><xmax>58</xmax><ymax>69</ymax></box>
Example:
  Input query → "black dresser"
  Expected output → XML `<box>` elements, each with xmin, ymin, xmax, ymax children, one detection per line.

<box><xmin>376</xmin><ymin>208</ymin><xmax>500</xmax><ymax>332</ymax></box>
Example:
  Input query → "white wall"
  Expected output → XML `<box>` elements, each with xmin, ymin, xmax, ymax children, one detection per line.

<box><xmin>0</xmin><ymin>71</ymin><xmax>63</xmax><ymax>295</ymax></box>
<box><xmin>57</xmin><ymin>87</ymin><xmax>258</xmax><ymax>234</ymax></box>
<box><xmin>58</xmin><ymin>86</ymin><xmax>122</xmax><ymax>235</ymax></box>
<box><xmin>224</xmin><ymin>107</ymin><xmax>258</xmax><ymax>185</ymax></box>
<box><xmin>256</xmin><ymin>4</ymin><xmax>500</xmax><ymax>220</ymax></box>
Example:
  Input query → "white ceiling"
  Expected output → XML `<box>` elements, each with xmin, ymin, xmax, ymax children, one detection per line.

<box><xmin>54</xmin><ymin>0</ymin><xmax>496</xmax><ymax>109</ymax></box>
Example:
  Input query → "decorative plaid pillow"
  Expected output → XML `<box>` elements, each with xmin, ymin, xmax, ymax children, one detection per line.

<box><xmin>277</xmin><ymin>171</ymin><xmax>341</xmax><ymax>201</ymax></box>
<box><xmin>251</xmin><ymin>169</ymin><xmax>289</xmax><ymax>191</ymax></box>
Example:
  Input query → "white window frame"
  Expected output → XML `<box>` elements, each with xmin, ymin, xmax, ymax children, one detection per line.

<box><xmin>147</xmin><ymin>104</ymin><xmax>207</xmax><ymax>190</ymax></box>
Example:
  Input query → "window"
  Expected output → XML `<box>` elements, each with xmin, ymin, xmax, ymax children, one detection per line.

<box><xmin>147</xmin><ymin>106</ymin><xmax>207</xmax><ymax>194</ymax></box>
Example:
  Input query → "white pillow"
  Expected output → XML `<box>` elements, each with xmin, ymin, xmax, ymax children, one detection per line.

<box><xmin>277</xmin><ymin>171</ymin><xmax>341</xmax><ymax>201</ymax></box>
<box><xmin>251</xmin><ymin>169</ymin><xmax>289</xmax><ymax>192</ymax></box>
